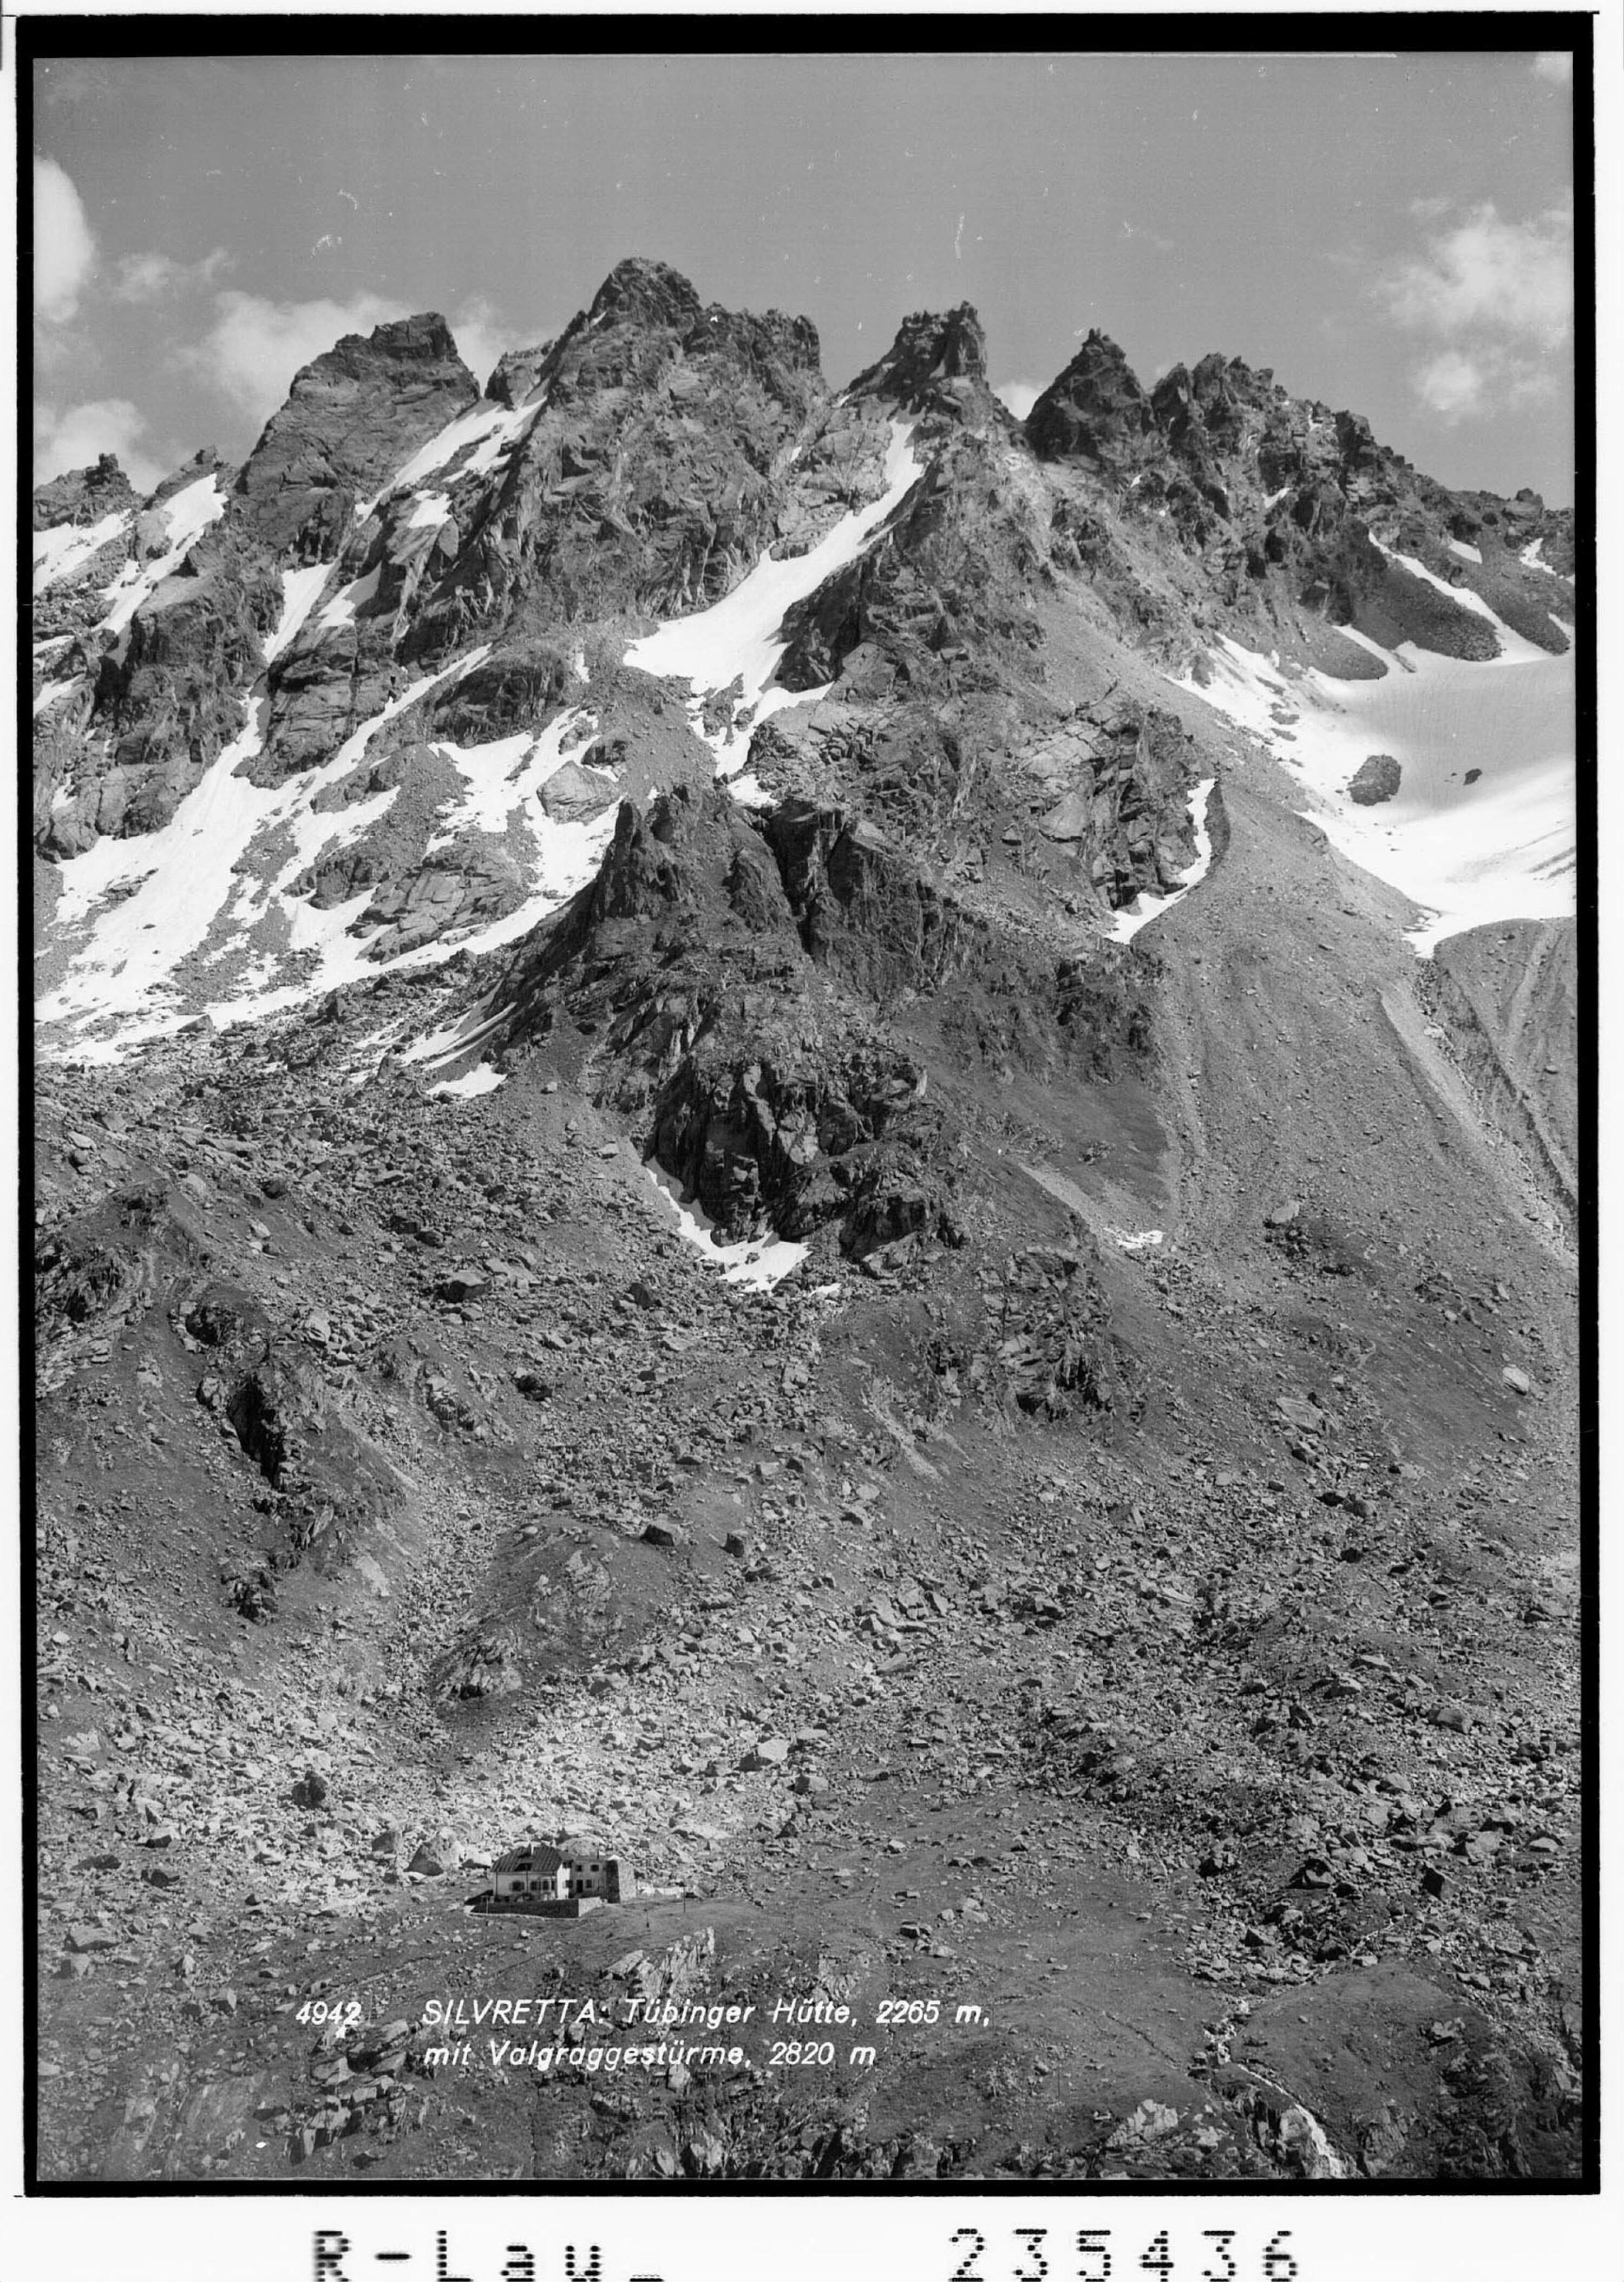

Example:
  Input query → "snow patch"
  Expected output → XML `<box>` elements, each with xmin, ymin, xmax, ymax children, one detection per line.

<box><xmin>400</xmin><ymin>1003</ymin><xmax>508</xmax><ymax>1070</ymax></box>
<box><xmin>1446</xmin><ymin>537</ymin><xmax>1483</xmax><ymax>565</ymax></box>
<box><xmin>429</xmin><ymin>1063</ymin><xmax>506</xmax><ymax>1100</ymax></box>
<box><xmin>86</xmin><ymin>475</ymin><xmax>228</xmax><ymax>639</ymax></box>
<box><xmin>1518</xmin><ymin>536</ymin><xmax>1573</xmax><ymax>581</ymax></box>
<box><xmin>263</xmin><ymin>563</ymin><xmax>333</xmax><ymax>665</ymax></box>
<box><xmin>33</xmin><ymin>508</ymin><xmax>130</xmax><ymax>593</ymax></box>
<box><xmin>37</xmin><ymin>648</ymin><xmax>496</xmax><ymax>1056</ymax></box>
<box><xmin>1371</xmin><ymin>539</ymin><xmax>1548</xmax><ymax>660</ymax></box>
<box><xmin>38</xmin><ymin>695</ymin><xmax>278</xmax><ymax>1042</ymax></box>
<box><xmin>1109</xmin><ymin>779</ymin><xmax>1217</xmax><ymax>942</ymax></box>
<box><xmin>1168</xmin><ymin>645</ymin><xmax>1293</xmax><ymax>742</ymax></box>
<box><xmin>318</xmin><ymin>563</ymin><xmax>382</xmax><ymax>633</ymax></box>
<box><xmin>623</xmin><ymin>420</ymin><xmax>923</xmax><ymax>777</ymax></box>
<box><xmin>357</xmin><ymin>397</ymin><xmax>539</xmax><ymax>521</ymax></box>
<box><xmin>646</xmin><ymin>1165</ymin><xmax>810</xmax><ymax>1290</ymax></box>
<box><xmin>159</xmin><ymin>472</ymin><xmax>228</xmax><ymax>552</ymax></box>
<box><xmin>427</xmin><ymin>708</ymin><xmax>599</xmax><ymax>851</ymax></box>
<box><xmin>34</xmin><ymin>675</ymin><xmax>84</xmax><ymax>719</ymax></box>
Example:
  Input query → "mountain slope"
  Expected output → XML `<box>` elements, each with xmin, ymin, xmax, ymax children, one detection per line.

<box><xmin>31</xmin><ymin>260</ymin><xmax>1582</xmax><ymax>2184</ymax></box>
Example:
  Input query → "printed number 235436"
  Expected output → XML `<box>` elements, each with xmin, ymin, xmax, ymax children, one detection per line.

<box><xmin>949</xmin><ymin>2229</ymin><xmax>1301</xmax><ymax>2282</ymax></box>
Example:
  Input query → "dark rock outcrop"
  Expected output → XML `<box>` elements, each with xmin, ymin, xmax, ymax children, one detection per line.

<box><xmin>846</xmin><ymin>303</ymin><xmax>1000</xmax><ymax>424</ymax></box>
<box><xmin>1027</xmin><ymin>336</ymin><xmax>1571</xmax><ymax>666</ymax></box>
<box><xmin>78</xmin><ymin>524</ymin><xmax>283</xmax><ymax>830</ymax></box>
<box><xmin>400</xmin><ymin>258</ymin><xmax>827</xmax><ymax>669</ymax></box>
<box><xmin>232</xmin><ymin>313</ymin><xmax>480</xmax><ymax>563</ymax></box>
<box><xmin>33</xmin><ymin>453</ymin><xmax>136</xmax><ymax>532</ymax></box>
<box><xmin>1027</xmin><ymin>331</ymin><xmax>1160</xmax><ymax>473</ymax></box>
<box><xmin>483</xmin><ymin>343</ymin><xmax>552</xmax><ymax>406</ymax></box>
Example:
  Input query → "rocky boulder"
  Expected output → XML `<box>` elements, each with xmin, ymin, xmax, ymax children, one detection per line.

<box><xmin>1349</xmin><ymin>753</ymin><xmax>1402</xmax><ymax>805</ymax></box>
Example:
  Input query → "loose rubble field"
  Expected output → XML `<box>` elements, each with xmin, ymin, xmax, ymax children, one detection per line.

<box><xmin>34</xmin><ymin>775</ymin><xmax>1581</xmax><ymax>2181</ymax></box>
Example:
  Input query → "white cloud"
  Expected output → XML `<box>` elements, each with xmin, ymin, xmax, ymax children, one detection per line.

<box><xmin>995</xmin><ymin>378</ymin><xmax>1041</xmax><ymax>420</ymax></box>
<box><xmin>35</xmin><ymin>396</ymin><xmax>163</xmax><ymax>493</ymax></box>
<box><xmin>1412</xmin><ymin>351</ymin><xmax>1488</xmax><ymax>421</ymax></box>
<box><xmin>1413</xmin><ymin>347</ymin><xmax>1560</xmax><ymax>427</ymax></box>
<box><xmin>114</xmin><ymin>247</ymin><xmax>233</xmax><ymax>303</ymax></box>
<box><xmin>179</xmin><ymin>289</ymin><xmax>413</xmax><ymax>421</ymax></box>
<box><xmin>1532</xmin><ymin>53</ymin><xmax>1572</xmax><ymax>86</ymax></box>
<box><xmin>35</xmin><ymin>157</ymin><xmax>96</xmax><ymax>324</ymax></box>
<box><xmin>1379</xmin><ymin>200</ymin><xmax>1572</xmax><ymax>346</ymax></box>
<box><xmin>1376</xmin><ymin>199</ymin><xmax>1572</xmax><ymax>424</ymax></box>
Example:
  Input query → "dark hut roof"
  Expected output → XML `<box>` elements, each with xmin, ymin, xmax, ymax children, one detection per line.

<box><xmin>494</xmin><ymin>1841</ymin><xmax>567</xmax><ymax>1876</ymax></box>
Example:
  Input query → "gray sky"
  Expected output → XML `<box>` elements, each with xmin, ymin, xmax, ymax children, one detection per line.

<box><xmin>34</xmin><ymin>49</ymin><xmax>1576</xmax><ymax>504</ymax></box>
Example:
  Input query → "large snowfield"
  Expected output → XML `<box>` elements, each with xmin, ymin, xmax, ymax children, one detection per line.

<box><xmin>1173</xmin><ymin>602</ymin><xmax>1575</xmax><ymax>953</ymax></box>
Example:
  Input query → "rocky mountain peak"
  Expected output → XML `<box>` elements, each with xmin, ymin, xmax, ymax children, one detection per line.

<box><xmin>588</xmin><ymin>254</ymin><xmax>704</xmax><ymax>330</ymax></box>
<box><xmin>231</xmin><ymin>314</ymin><xmax>479</xmax><ymax>562</ymax></box>
<box><xmin>1025</xmin><ymin>330</ymin><xmax>1157</xmax><ymax>467</ymax></box>
<box><xmin>151</xmin><ymin>445</ymin><xmax>225</xmax><ymax>503</ymax></box>
<box><xmin>334</xmin><ymin>311</ymin><xmax>467</xmax><ymax>372</ymax></box>
<box><xmin>32</xmin><ymin>451</ymin><xmax>136</xmax><ymax>532</ymax></box>
<box><xmin>483</xmin><ymin>342</ymin><xmax>554</xmax><ymax>405</ymax></box>
<box><xmin>847</xmin><ymin>302</ymin><xmax>993</xmax><ymax>417</ymax></box>
<box><xmin>546</xmin><ymin>259</ymin><xmax>821</xmax><ymax>413</ymax></box>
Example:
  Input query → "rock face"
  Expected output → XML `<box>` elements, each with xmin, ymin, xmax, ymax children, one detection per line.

<box><xmin>232</xmin><ymin>313</ymin><xmax>480</xmax><ymax>562</ymax></box>
<box><xmin>1028</xmin><ymin>337</ymin><xmax>1573</xmax><ymax>664</ymax></box>
<box><xmin>484</xmin><ymin>772</ymin><xmax>1154</xmax><ymax>1264</ymax></box>
<box><xmin>483</xmin><ymin>343</ymin><xmax>553</xmax><ymax>406</ymax></box>
<box><xmin>399</xmin><ymin>256</ymin><xmax>827</xmax><ymax>671</ymax></box>
<box><xmin>34</xmin><ymin>255</ymin><xmax>1573</xmax><ymax>1013</ymax></box>
<box><xmin>1027</xmin><ymin>331</ymin><xmax>1160</xmax><ymax>473</ymax></box>
<box><xmin>490</xmin><ymin>784</ymin><xmax>964</xmax><ymax>1255</ymax></box>
<box><xmin>843</xmin><ymin>301</ymin><xmax>997</xmax><ymax>419</ymax></box>
<box><xmin>34</xmin><ymin>451</ymin><xmax>136</xmax><ymax>532</ymax></box>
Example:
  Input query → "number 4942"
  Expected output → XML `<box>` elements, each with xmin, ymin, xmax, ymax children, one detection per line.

<box><xmin>949</xmin><ymin>2229</ymin><xmax>1300</xmax><ymax>2282</ymax></box>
